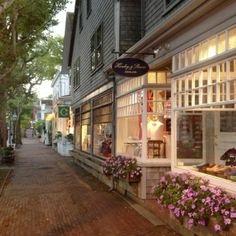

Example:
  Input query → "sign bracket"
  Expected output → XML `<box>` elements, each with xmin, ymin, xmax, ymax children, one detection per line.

<box><xmin>111</xmin><ymin>49</ymin><xmax>156</xmax><ymax>58</ymax></box>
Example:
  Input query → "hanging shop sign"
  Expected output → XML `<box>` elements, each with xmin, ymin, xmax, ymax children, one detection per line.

<box><xmin>112</xmin><ymin>58</ymin><xmax>149</xmax><ymax>77</ymax></box>
<box><xmin>58</xmin><ymin>106</ymin><xmax>70</xmax><ymax>118</ymax></box>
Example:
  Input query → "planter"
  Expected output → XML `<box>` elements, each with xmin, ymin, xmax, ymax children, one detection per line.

<box><xmin>127</xmin><ymin>173</ymin><xmax>141</xmax><ymax>183</ymax></box>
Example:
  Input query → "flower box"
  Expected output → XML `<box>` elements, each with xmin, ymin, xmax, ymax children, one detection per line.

<box><xmin>127</xmin><ymin>173</ymin><xmax>141</xmax><ymax>183</ymax></box>
<box><xmin>152</xmin><ymin>172</ymin><xmax>236</xmax><ymax>235</ymax></box>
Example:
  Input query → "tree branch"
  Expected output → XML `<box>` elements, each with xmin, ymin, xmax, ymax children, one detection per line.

<box><xmin>0</xmin><ymin>0</ymin><xmax>15</xmax><ymax>16</ymax></box>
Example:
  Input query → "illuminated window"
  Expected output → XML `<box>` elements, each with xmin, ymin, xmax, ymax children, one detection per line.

<box><xmin>228</xmin><ymin>26</ymin><xmax>236</xmax><ymax>49</ymax></box>
<box><xmin>173</xmin><ymin>57</ymin><xmax>236</xmax><ymax>109</ymax></box>
<box><xmin>173</xmin><ymin>25</ymin><xmax>236</xmax><ymax>72</ymax></box>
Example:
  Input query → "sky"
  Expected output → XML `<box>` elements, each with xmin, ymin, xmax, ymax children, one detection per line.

<box><xmin>34</xmin><ymin>0</ymin><xmax>75</xmax><ymax>98</ymax></box>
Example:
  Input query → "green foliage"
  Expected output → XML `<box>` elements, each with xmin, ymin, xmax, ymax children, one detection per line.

<box><xmin>65</xmin><ymin>133</ymin><xmax>73</xmax><ymax>142</ymax></box>
<box><xmin>55</xmin><ymin>131</ymin><xmax>62</xmax><ymax>139</ymax></box>
<box><xmin>34</xmin><ymin>120</ymin><xmax>45</xmax><ymax>135</ymax></box>
<box><xmin>0</xmin><ymin>0</ymin><xmax>67</xmax><ymax>146</ymax></box>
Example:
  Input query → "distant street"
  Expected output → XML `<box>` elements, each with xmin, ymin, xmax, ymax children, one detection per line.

<box><xmin>0</xmin><ymin>133</ymin><xmax>180</xmax><ymax>236</ymax></box>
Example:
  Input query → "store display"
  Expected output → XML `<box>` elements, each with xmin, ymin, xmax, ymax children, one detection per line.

<box><xmin>147</xmin><ymin>140</ymin><xmax>166</xmax><ymax>158</ymax></box>
<box><xmin>196</xmin><ymin>162</ymin><xmax>236</xmax><ymax>181</ymax></box>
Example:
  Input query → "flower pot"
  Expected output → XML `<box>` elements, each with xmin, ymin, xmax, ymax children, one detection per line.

<box><xmin>127</xmin><ymin>173</ymin><xmax>141</xmax><ymax>183</ymax></box>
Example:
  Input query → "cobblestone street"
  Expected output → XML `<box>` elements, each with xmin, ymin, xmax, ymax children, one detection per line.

<box><xmin>0</xmin><ymin>137</ymin><xmax>180</xmax><ymax>236</ymax></box>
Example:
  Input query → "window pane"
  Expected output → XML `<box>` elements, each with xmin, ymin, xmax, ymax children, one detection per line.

<box><xmin>202</xmin><ymin>69</ymin><xmax>208</xmax><ymax>86</ymax></box>
<box><xmin>186</xmin><ymin>48</ymin><xmax>192</xmax><ymax>66</ymax></box>
<box><xmin>177</xmin><ymin>114</ymin><xmax>202</xmax><ymax>160</ymax></box>
<box><xmin>217</xmin><ymin>32</ymin><xmax>226</xmax><ymax>54</ymax></box>
<box><xmin>200</xmin><ymin>40</ymin><xmax>208</xmax><ymax>61</ymax></box>
<box><xmin>157</xmin><ymin>72</ymin><xmax>166</xmax><ymax>83</ymax></box>
<box><xmin>81</xmin><ymin>125</ymin><xmax>91</xmax><ymax>152</ymax></box>
<box><xmin>228</xmin><ymin>26</ymin><xmax>236</xmax><ymax>49</ymax></box>
<box><xmin>174</xmin><ymin>55</ymin><xmax>179</xmax><ymax>71</ymax></box>
<box><xmin>96</xmin><ymin>45</ymin><xmax>102</xmax><ymax>65</ymax></box>
<box><xmin>193</xmin><ymin>45</ymin><xmax>200</xmax><ymax>64</ymax></box>
<box><xmin>148</xmin><ymin>72</ymin><xmax>157</xmax><ymax>83</ymax></box>
<box><xmin>229</xmin><ymin>80</ymin><xmax>236</xmax><ymax>100</ymax></box>
<box><xmin>116</xmin><ymin>116</ymin><xmax>142</xmax><ymax>158</ymax></box>
<box><xmin>208</xmin><ymin>37</ymin><xmax>216</xmax><ymax>58</ymax></box>
<box><xmin>93</xmin><ymin>123</ymin><xmax>112</xmax><ymax>158</ymax></box>
<box><xmin>229</xmin><ymin>59</ymin><xmax>236</xmax><ymax>80</ymax></box>
<box><xmin>220</xmin><ymin>111</ymin><xmax>236</xmax><ymax>132</ymax></box>
<box><xmin>219</xmin><ymin>63</ymin><xmax>227</xmax><ymax>82</ymax></box>
<box><xmin>179</xmin><ymin>52</ymin><xmax>185</xmax><ymax>69</ymax></box>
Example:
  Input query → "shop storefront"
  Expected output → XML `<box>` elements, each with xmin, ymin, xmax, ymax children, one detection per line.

<box><xmin>171</xmin><ymin>25</ymin><xmax>236</xmax><ymax>193</ymax></box>
<box><xmin>116</xmin><ymin>71</ymin><xmax>171</xmax><ymax>198</ymax></box>
<box><xmin>73</xmin><ymin>85</ymin><xmax>113</xmax><ymax>159</ymax></box>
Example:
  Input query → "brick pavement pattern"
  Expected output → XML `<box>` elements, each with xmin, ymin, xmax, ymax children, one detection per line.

<box><xmin>0</xmin><ymin>137</ymin><xmax>180</xmax><ymax>236</ymax></box>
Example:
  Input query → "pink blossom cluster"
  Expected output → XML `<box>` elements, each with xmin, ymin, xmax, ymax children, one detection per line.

<box><xmin>102</xmin><ymin>155</ymin><xmax>142</xmax><ymax>180</ymax></box>
<box><xmin>153</xmin><ymin>172</ymin><xmax>236</xmax><ymax>232</ymax></box>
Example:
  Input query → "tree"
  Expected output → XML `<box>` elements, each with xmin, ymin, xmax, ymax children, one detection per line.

<box><xmin>6</xmin><ymin>35</ymin><xmax>64</xmax><ymax>146</ymax></box>
<box><xmin>0</xmin><ymin>0</ymin><xmax>68</xmax><ymax>147</ymax></box>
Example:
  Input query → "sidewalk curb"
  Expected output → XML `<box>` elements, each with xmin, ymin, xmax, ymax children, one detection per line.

<box><xmin>113</xmin><ymin>191</ymin><xmax>164</xmax><ymax>226</ymax></box>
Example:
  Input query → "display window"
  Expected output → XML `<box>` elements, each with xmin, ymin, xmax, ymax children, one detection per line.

<box><xmin>146</xmin><ymin>89</ymin><xmax>171</xmax><ymax>159</ymax></box>
<box><xmin>116</xmin><ymin>74</ymin><xmax>171</xmax><ymax>161</ymax></box>
<box><xmin>93</xmin><ymin>105</ymin><xmax>112</xmax><ymax>158</ymax></box>
<box><xmin>174</xmin><ymin>111</ymin><xmax>236</xmax><ymax>182</ymax></box>
<box><xmin>116</xmin><ymin>115</ymin><xmax>142</xmax><ymax>158</ymax></box>
<box><xmin>81</xmin><ymin>111</ymin><xmax>91</xmax><ymax>152</ymax></box>
<box><xmin>74</xmin><ymin>108</ymin><xmax>80</xmax><ymax>149</ymax></box>
<box><xmin>172</xmin><ymin>29</ymin><xmax>236</xmax><ymax>188</ymax></box>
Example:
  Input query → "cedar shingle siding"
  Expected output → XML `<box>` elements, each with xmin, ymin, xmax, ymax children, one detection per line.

<box><xmin>72</xmin><ymin>0</ymin><xmax>115</xmax><ymax>104</ymax></box>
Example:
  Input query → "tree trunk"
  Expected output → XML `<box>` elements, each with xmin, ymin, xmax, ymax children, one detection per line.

<box><xmin>16</xmin><ymin>117</ymin><xmax>22</xmax><ymax>146</ymax></box>
<box><xmin>0</xmin><ymin>96</ymin><xmax>7</xmax><ymax>148</ymax></box>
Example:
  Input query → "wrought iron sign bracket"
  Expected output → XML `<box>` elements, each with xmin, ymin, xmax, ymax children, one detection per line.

<box><xmin>111</xmin><ymin>49</ymin><xmax>156</xmax><ymax>58</ymax></box>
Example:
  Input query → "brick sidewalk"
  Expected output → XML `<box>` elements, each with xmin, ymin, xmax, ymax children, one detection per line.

<box><xmin>0</xmin><ymin>138</ymin><xmax>180</xmax><ymax>236</ymax></box>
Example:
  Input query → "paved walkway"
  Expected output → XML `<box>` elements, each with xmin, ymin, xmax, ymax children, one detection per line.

<box><xmin>0</xmin><ymin>137</ymin><xmax>180</xmax><ymax>236</ymax></box>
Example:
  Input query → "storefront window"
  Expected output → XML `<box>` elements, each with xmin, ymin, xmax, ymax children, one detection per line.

<box><xmin>176</xmin><ymin>112</ymin><xmax>203</xmax><ymax>162</ymax></box>
<box><xmin>117</xmin><ymin>87</ymin><xmax>143</xmax><ymax>158</ymax></box>
<box><xmin>172</xmin><ymin>38</ymin><xmax>236</xmax><ymax>186</ymax></box>
<box><xmin>228</xmin><ymin>26</ymin><xmax>236</xmax><ymax>50</ymax></box>
<box><xmin>173</xmin><ymin>25</ymin><xmax>236</xmax><ymax>72</ymax></box>
<box><xmin>81</xmin><ymin>111</ymin><xmax>91</xmax><ymax>152</ymax></box>
<box><xmin>116</xmin><ymin>115</ymin><xmax>142</xmax><ymax>158</ymax></box>
<box><xmin>146</xmin><ymin>89</ymin><xmax>171</xmax><ymax>159</ymax></box>
<box><xmin>74</xmin><ymin>108</ymin><xmax>80</xmax><ymax>149</ymax></box>
<box><xmin>117</xmin><ymin>76</ymin><xmax>144</xmax><ymax>96</ymax></box>
<box><xmin>175</xmin><ymin>111</ymin><xmax>236</xmax><ymax>182</ymax></box>
<box><xmin>217</xmin><ymin>32</ymin><xmax>226</xmax><ymax>54</ymax></box>
<box><xmin>147</xmin><ymin>71</ymin><xmax>169</xmax><ymax>84</ymax></box>
<box><xmin>174</xmin><ymin>57</ymin><xmax>236</xmax><ymax>109</ymax></box>
<box><xmin>93</xmin><ymin>105</ymin><xmax>112</xmax><ymax>158</ymax></box>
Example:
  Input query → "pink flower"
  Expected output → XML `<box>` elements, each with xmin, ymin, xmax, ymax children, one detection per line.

<box><xmin>224</xmin><ymin>218</ymin><xmax>231</xmax><ymax>225</ymax></box>
<box><xmin>198</xmin><ymin>220</ymin><xmax>205</xmax><ymax>226</ymax></box>
<box><xmin>214</xmin><ymin>224</ymin><xmax>221</xmax><ymax>231</ymax></box>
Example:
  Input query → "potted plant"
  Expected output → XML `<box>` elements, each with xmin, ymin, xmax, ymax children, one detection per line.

<box><xmin>55</xmin><ymin>131</ymin><xmax>62</xmax><ymax>139</ymax></box>
<box><xmin>0</xmin><ymin>146</ymin><xmax>15</xmax><ymax>163</ymax></box>
<box><xmin>65</xmin><ymin>133</ymin><xmax>73</xmax><ymax>143</ymax></box>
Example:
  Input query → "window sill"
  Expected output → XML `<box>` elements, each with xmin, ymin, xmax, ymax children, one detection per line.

<box><xmin>91</xmin><ymin>63</ymin><xmax>104</xmax><ymax>76</ymax></box>
<box><xmin>173</xmin><ymin>166</ymin><xmax>236</xmax><ymax>194</ymax></box>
